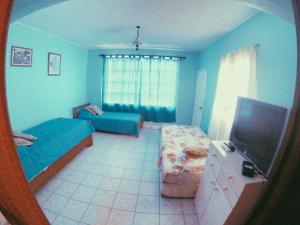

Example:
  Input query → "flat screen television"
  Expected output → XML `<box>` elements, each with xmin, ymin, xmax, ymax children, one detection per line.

<box><xmin>230</xmin><ymin>97</ymin><xmax>288</xmax><ymax>178</ymax></box>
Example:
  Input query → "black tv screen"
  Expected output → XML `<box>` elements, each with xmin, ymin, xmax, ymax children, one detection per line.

<box><xmin>230</xmin><ymin>97</ymin><xmax>287</xmax><ymax>177</ymax></box>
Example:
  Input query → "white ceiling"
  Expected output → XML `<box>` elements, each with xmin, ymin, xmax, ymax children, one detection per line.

<box><xmin>15</xmin><ymin>0</ymin><xmax>260</xmax><ymax>52</ymax></box>
<box><xmin>238</xmin><ymin>0</ymin><xmax>294</xmax><ymax>22</ymax></box>
<box><xmin>11</xmin><ymin>0</ymin><xmax>66</xmax><ymax>22</ymax></box>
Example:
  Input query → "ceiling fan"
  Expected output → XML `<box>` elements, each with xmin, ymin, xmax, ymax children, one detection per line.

<box><xmin>132</xmin><ymin>25</ymin><xmax>142</xmax><ymax>51</ymax></box>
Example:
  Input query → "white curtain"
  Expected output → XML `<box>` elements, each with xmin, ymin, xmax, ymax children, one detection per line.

<box><xmin>208</xmin><ymin>46</ymin><xmax>257</xmax><ymax>140</ymax></box>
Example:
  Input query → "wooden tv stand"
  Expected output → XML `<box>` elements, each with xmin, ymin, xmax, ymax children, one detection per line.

<box><xmin>195</xmin><ymin>141</ymin><xmax>266</xmax><ymax>225</ymax></box>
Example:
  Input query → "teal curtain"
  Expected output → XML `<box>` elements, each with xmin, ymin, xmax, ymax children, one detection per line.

<box><xmin>102</xmin><ymin>55</ymin><xmax>180</xmax><ymax>122</ymax></box>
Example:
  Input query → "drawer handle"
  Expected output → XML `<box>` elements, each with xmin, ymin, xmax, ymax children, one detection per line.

<box><xmin>212</xmin><ymin>153</ymin><xmax>217</xmax><ymax>157</ymax></box>
<box><xmin>227</xmin><ymin>176</ymin><xmax>233</xmax><ymax>180</ymax></box>
<box><xmin>223</xmin><ymin>187</ymin><xmax>229</xmax><ymax>191</ymax></box>
<box><xmin>210</xmin><ymin>163</ymin><xmax>214</xmax><ymax>167</ymax></box>
<box><xmin>210</xmin><ymin>181</ymin><xmax>215</xmax><ymax>184</ymax></box>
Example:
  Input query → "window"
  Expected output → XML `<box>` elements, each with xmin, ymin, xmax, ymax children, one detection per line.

<box><xmin>208</xmin><ymin>46</ymin><xmax>257</xmax><ymax>140</ymax></box>
<box><xmin>102</xmin><ymin>55</ymin><xmax>180</xmax><ymax>109</ymax></box>
<box><xmin>103</xmin><ymin>56</ymin><xmax>141</xmax><ymax>106</ymax></box>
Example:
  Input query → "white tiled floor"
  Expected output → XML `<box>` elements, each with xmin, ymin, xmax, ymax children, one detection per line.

<box><xmin>35</xmin><ymin>128</ymin><xmax>199</xmax><ymax>225</ymax></box>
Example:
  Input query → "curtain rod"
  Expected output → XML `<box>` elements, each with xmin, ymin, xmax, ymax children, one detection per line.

<box><xmin>224</xmin><ymin>43</ymin><xmax>260</xmax><ymax>57</ymax></box>
<box><xmin>98</xmin><ymin>54</ymin><xmax>186</xmax><ymax>60</ymax></box>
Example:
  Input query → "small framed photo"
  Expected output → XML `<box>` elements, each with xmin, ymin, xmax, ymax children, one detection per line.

<box><xmin>11</xmin><ymin>46</ymin><xmax>32</xmax><ymax>67</ymax></box>
<box><xmin>48</xmin><ymin>52</ymin><xmax>61</xmax><ymax>76</ymax></box>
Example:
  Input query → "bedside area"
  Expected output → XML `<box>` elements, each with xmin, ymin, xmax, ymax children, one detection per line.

<box><xmin>195</xmin><ymin>141</ymin><xmax>267</xmax><ymax>225</ymax></box>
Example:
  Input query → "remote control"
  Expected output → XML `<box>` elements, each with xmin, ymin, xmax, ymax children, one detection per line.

<box><xmin>223</xmin><ymin>142</ymin><xmax>235</xmax><ymax>152</ymax></box>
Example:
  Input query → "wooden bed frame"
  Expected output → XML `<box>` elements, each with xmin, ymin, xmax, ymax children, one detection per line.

<box><xmin>73</xmin><ymin>103</ymin><xmax>91</xmax><ymax>119</ymax></box>
<box><xmin>73</xmin><ymin>103</ymin><xmax>144</xmax><ymax>129</ymax></box>
<box><xmin>30</xmin><ymin>135</ymin><xmax>93</xmax><ymax>193</ymax></box>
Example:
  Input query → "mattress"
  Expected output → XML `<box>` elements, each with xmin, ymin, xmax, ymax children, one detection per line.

<box><xmin>78</xmin><ymin>109</ymin><xmax>142</xmax><ymax>136</ymax></box>
<box><xmin>17</xmin><ymin>118</ymin><xmax>95</xmax><ymax>180</ymax></box>
<box><xmin>159</xmin><ymin>125</ymin><xmax>210</xmax><ymax>197</ymax></box>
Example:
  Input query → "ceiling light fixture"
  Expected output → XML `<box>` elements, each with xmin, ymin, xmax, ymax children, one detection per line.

<box><xmin>132</xmin><ymin>25</ymin><xmax>142</xmax><ymax>51</ymax></box>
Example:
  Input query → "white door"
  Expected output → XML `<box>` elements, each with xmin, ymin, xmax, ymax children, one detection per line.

<box><xmin>192</xmin><ymin>69</ymin><xmax>207</xmax><ymax>127</ymax></box>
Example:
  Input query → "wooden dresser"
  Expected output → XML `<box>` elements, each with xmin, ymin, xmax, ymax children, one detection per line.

<box><xmin>195</xmin><ymin>141</ymin><xmax>266</xmax><ymax>225</ymax></box>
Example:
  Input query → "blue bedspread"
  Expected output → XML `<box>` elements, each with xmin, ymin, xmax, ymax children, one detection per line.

<box><xmin>78</xmin><ymin>109</ymin><xmax>141</xmax><ymax>136</ymax></box>
<box><xmin>17</xmin><ymin>118</ymin><xmax>95</xmax><ymax>180</ymax></box>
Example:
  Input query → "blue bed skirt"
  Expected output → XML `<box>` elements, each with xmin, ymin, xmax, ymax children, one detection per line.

<box><xmin>17</xmin><ymin>118</ymin><xmax>95</xmax><ymax>180</ymax></box>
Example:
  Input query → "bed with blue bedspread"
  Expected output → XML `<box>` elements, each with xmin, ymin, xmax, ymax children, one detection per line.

<box><xmin>74</xmin><ymin>103</ymin><xmax>143</xmax><ymax>136</ymax></box>
<box><xmin>17</xmin><ymin>118</ymin><xmax>94</xmax><ymax>190</ymax></box>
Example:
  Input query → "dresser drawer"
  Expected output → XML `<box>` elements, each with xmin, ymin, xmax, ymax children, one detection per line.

<box><xmin>208</xmin><ymin>143</ymin><xmax>223</xmax><ymax>164</ymax></box>
<box><xmin>206</xmin><ymin>145</ymin><xmax>223</xmax><ymax>178</ymax></box>
<box><xmin>199</xmin><ymin>181</ymin><xmax>232</xmax><ymax>225</ymax></box>
<box><xmin>221</xmin><ymin>162</ymin><xmax>245</xmax><ymax>196</ymax></box>
<box><xmin>217</xmin><ymin>171</ymin><xmax>239</xmax><ymax>208</ymax></box>
<box><xmin>195</xmin><ymin>165</ymin><xmax>217</xmax><ymax>220</ymax></box>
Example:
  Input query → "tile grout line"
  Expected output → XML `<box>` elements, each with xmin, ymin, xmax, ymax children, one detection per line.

<box><xmin>39</xmin><ymin>130</ymin><xmax>164</xmax><ymax>225</ymax></box>
<box><xmin>76</xmin><ymin>170</ymin><xmax>98</xmax><ymax>225</ymax></box>
<box><xmin>51</xmin><ymin>197</ymin><xmax>73</xmax><ymax>224</ymax></box>
<box><xmin>131</xmin><ymin>158</ymin><xmax>143</xmax><ymax>225</ymax></box>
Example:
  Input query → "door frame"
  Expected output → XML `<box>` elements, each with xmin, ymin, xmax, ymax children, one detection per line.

<box><xmin>192</xmin><ymin>69</ymin><xmax>207</xmax><ymax>127</ymax></box>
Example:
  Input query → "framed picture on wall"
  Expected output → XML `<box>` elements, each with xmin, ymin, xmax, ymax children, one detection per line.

<box><xmin>48</xmin><ymin>52</ymin><xmax>61</xmax><ymax>76</ymax></box>
<box><xmin>11</xmin><ymin>46</ymin><xmax>32</xmax><ymax>67</ymax></box>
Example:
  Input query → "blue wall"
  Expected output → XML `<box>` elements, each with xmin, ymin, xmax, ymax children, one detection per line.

<box><xmin>6</xmin><ymin>23</ymin><xmax>88</xmax><ymax>131</ymax></box>
<box><xmin>198</xmin><ymin>13</ymin><xmax>297</xmax><ymax>132</ymax></box>
<box><xmin>87</xmin><ymin>49</ymin><xmax>199</xmax><ymax>125</ymax></box>
<box><xmin>7</xmin><ymin>12</ymin><xmax>296</xmax><ymax>131</ymax></box>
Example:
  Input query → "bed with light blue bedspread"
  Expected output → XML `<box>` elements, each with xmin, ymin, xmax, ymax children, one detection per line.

<box><xmin>78</xmin><ymin>109</ymin><xmax>142</xmax><ymax>136</ymax></box>
<box><xmin>17</xmin><ymin>118</ymin><xmax>95</xmax><ymax>180</ymax></box>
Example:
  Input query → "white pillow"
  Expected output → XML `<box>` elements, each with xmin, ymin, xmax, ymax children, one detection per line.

<box><xmin>14</xmin><ymin>137</ymin><xmax>33</xmax><ymax>147</ymax></box>
<box><xmin>84</xmin><ymin>106</ymin><xmax>97</xmax><ymax>115</ymax></box>
<box><xmin>90</xmin><ymin>105</ymin><xmax>104</xmax><ymax>115</ymax></box>
<box><xmin>13</xmin><ymin>132</ymin><xmax>37</xmax><ymax>141</ymax></box>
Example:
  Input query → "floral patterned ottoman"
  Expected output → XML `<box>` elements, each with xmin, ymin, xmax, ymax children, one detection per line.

<box><xmin>159</xmin><ymin>125</ymin><xmax>211</xmax><ymax>197</ymax></box>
